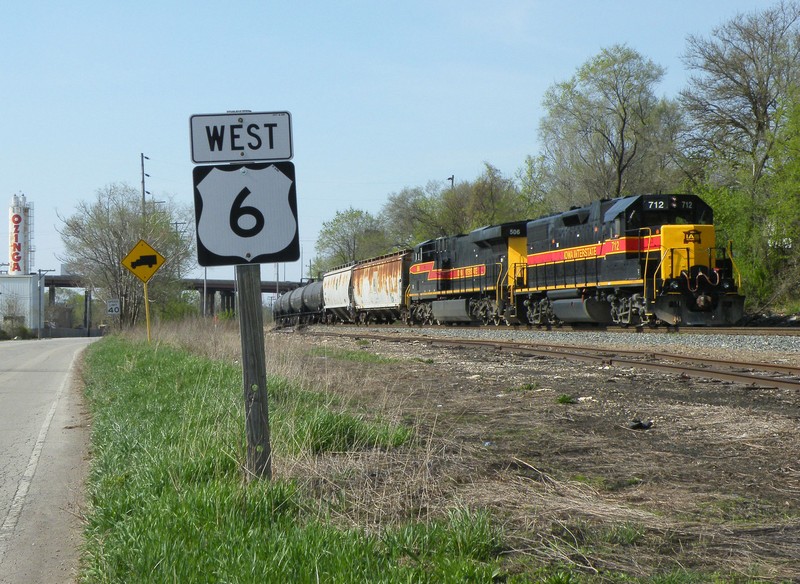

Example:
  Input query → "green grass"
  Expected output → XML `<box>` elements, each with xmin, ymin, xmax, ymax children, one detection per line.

<box><xmin>309</xmin><ymin>345</ymin><xmax>399</xmax><ymax>364</ymax></box>
<box><xmin>510</xmin><ymin>382</ymin><xmax>539</xmax><ymax>392</ymax></box>
<box><xmin>79</xmin><ymin>336</ymin><xmax>503</xmax><ymax>583</ymax></box>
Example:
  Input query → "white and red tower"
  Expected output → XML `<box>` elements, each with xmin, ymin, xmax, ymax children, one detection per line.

<box><xmin>9</xmin><ymin>194</ymin><xmax>33</xmax><ymax>275</ymax></box>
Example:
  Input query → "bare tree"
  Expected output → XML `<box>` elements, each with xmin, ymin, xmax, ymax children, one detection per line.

<box><xmin>680</xmin><ymin>1</ymin><xmax>800</xmax><ymax>187</ymax></box>
<box><xmin>57</xmin><ymin>183</ymin><xmax>195</xmax><ymax>326</ymax></box>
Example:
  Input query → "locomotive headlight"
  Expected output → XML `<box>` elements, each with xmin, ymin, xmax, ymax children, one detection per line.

<box><xmin>721</xmin><ymin>279</ymin><xmax>733</xmax><ymax>291</ymax></box>
<box><xmin>669</xmin><ymin>279</ymin><xmax>681</xmax><ymax>291</ymax></box>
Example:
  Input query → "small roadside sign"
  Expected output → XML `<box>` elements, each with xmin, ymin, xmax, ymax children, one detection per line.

<box><xmin>107</xmin><ymin>299</ymin><xmax>121</xmax><ymax>317</ymax></box>
<box><xmin>122</xmin><ymin>240</ymin><xmax>165</xmax><ymax>283</ymax></box>
<box><xmin>190</xmin><ymin>111</ymin><xmax>292</xmax><ymax>164</ymax></box>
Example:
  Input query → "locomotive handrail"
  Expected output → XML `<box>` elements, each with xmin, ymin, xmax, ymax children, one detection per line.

<box><xmin>650</xmin><ymin>248</ymin><xmax>672</xmax><ymax>304</ymax></box>
<box><xmin>639</xmin><ymin>227</ymin><xmax>653</xmax><ymax>303</ymax></box>
<box><xmin>495</xmin><ymin>262</ymin><xmax>505</xmax><ymax>308</ymax></box>
<box><xmin>510</xmin><ymin>262</ymin><xmax>526</xmax><ymax>294</ymax></box>
<box><xmin>726</xmin><ymin>241</ymin><xmax>742</xmax><ymax>288</ymax></box>
<box><xmin>651</xmin><ymin>246</ymin><xmax>691</xmax><ymax>296</ymax></box>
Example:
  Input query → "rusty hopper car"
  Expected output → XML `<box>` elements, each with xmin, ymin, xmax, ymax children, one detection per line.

<box><xmin>322</xmin><ymin>264</ymin><xmax>354</xmax><ymax>323</ymax></box>
<box><xmin>351</xmin><ymin>251</ymin><xmax>412</xmax><ymax>324</ymax></box>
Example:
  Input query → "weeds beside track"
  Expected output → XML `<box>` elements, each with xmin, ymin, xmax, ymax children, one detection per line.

<box><xmin>79</xmin><ymin>335</ymin><xmax>502</xmax><ymax>583</ymax></box>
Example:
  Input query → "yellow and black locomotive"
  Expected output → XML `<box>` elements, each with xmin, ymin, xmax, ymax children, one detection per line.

<box><xmin>405</xmin><ymin>194</ymin><xmax>744</xmax><ymax>326</ymax></box>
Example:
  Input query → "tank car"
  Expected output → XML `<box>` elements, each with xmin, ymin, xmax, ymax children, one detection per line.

<box><xmin>273</xmin><ymin>280</ymin><xmax>323</xmax><ymax>326</ymax></box>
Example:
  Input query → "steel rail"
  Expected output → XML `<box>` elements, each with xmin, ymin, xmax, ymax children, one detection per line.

<box><xmin>308</xmin><ymin>330</ymin><xmax>800</xmax><ymax>392</ymax></box>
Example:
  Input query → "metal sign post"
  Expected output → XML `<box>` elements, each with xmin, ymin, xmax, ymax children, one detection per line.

<box><xmin>121</xmin><ymin>240</ymin><xmax>166</xmax><ymax>342</ymax></box>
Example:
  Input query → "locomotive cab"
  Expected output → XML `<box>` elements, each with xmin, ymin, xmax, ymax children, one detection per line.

<box><xmin>631</xmin><ymin>195</ymin><xmax>745</xmax><ymax>325</ymax></box>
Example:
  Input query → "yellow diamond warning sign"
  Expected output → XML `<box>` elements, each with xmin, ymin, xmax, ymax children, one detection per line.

<box><xmin>122</xmin><ymin>240</ymin><xmax>165</xmax><ymax>283</ymax></box>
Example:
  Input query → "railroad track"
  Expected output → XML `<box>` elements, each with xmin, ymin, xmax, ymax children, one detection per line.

<box><xmin>281</xmin><ymin>322</ymin><xmax>800</xmax><ymax>336</ymax></box>
<box><xmin>597</xmin><ymin>325</ymin><xmax>800</xmax><ymax>336</ymax></box>
<box><xmin>305</xmin><ymin>329</ymin><xmax>800</xmax><ymax>391</ymax></box>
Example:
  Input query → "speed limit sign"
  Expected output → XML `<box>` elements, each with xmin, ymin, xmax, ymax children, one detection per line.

<box><xmin>192</xmin><ymin>162</ymin><xmax>300</xmax><ymax>266</ymax></box>
<box><xmin>107</xmin><ymin>299</ymin><xmax>121</xmax><ymax>317</ymax></box>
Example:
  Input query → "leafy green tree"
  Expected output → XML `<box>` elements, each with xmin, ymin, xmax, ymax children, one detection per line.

<box><xmin>312</xmin><ymin>207</ymin><xmax>393</xmax><ymax>275</ymax></box>
<box><xmin>752</xmin><ymin>91</ymin><xmax>800</xmax><ymax>305</ymax></box>
<box><xmin>436</xmin><ymin>180</ymin><xmax>474</xmax><ymax>235</ymax></box>
<box><xmin>516</xmin><ymin>154</ymin><xmax>557</xmax><ymax>217</ymax></box>
<box><xmin>383</xmin><ymin>165</ymin><xmax>528</xmax><ymax>243</ymax></box>
<box><xmin>154</xmin><ymin>290</ymin><xmax>201</xmax><ymax>321</ymax></box>
<box><xmin>537</xmin><ymin>44</ymin><xmax>683</xmax><ymax>208</ymax></box>
<box><xmin>57</xmin><ymin>183</ymin><xmax>195</xmax><ymax>327</ymax></box>
<box><xmin>381</xmin><ymin>183</ymin><xmax>445</xmax><ymax>247</ymax></box>
<box><xmin>468</xmin><ymin>163</ymin><xmax>526</xmax><ymax>227</ymax></box>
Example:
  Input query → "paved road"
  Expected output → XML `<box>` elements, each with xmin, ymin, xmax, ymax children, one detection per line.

<box><xmin>0</xmin><ymin>338</ymin><xmax>96</xmax><ymax>584</ymax></box>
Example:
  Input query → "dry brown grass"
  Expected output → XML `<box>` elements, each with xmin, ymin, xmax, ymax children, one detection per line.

<box><xmin>117</xmin><ymin>319</ymin><xmax>800</xmax><ymax>581</ymax></box>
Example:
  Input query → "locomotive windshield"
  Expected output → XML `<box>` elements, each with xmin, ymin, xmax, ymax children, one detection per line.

<box><xmin>630</xmin><ymin>195</ymin><xmax>713</xmax><ymax>229</ymax></box>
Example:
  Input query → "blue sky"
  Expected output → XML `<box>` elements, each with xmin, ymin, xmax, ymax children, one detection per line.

<box><xmin>1</xmin><ymin>0</ymin><xmax>772</xmax><ymax>282</ymax></box>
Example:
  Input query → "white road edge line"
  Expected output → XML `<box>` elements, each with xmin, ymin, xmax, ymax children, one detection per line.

<box><xmin>0</xmin><ymin>357</ymin><xmax>76</xmax><ymax>566</ymax></box>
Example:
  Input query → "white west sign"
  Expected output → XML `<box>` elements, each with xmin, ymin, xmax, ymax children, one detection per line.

<box><xmin>190</xmin><ymin>111</ymin><xmax>292</xmax><ymax>163</ymax></box>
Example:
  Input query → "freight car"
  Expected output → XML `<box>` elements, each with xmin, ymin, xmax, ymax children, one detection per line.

<box><xmin>272</xmin><ymin>280</ymin><xmax>323</xmax><ymax>326</ymax></box>
<box><xmin>275</xmin><ymin>251</ymin><xmax>412</xmax><ymax>326</ymax></box>
<box><xmin>350</xmin><ymin>252</ymin><xmax>412</xmax><ymax>324</ymax></box>
<box><xmin>274</xmin><ymin>193</ymin><xmax>745</xmax><ymax>328</ymax></box>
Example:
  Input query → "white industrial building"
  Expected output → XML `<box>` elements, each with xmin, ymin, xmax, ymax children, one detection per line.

<box><xmin>0</xmin><ymin>194</ymin><xmax>43</xmax><ymax>333</ymax></box>
<box><xmin>0</xmin><ymin>274</ymin><xmax>41</xmax><ymax>331</ymax></box>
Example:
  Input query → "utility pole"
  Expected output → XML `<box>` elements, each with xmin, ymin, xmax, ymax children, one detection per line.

<box><xmin>140</xmin><ymin>153</ymin><xmax>150</xmax><ymax>235</ymax></box>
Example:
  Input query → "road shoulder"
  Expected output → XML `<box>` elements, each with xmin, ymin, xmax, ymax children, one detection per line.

<box><xmin>0</xmin><ymin>355</ymin><xmax>89</xmax><ymax>584</ymax></box>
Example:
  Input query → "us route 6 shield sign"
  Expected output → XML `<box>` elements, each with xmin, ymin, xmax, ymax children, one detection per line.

<box><xmin>192</xmin><ymin>161</ymin><xmax>300</xmax><ymax>266</ymax></box>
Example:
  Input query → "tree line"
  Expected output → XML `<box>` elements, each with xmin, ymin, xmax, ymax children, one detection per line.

<box><xmin>313</xmin><ymin>1</ymin><xmax>800</xmax><ymax>310</ymax></box>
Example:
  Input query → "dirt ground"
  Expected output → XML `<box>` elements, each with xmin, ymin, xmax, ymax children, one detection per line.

<box><xmin>271</xmin><ymin>329</ymin><xmax>800</xmax><ymax>582</ymax></box>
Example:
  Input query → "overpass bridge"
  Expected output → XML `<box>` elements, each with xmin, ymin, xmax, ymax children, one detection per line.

<box><xmin>43</xmin><ymin>275</ymin><xmax>302</xmax><ymax>316</ymax></box>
